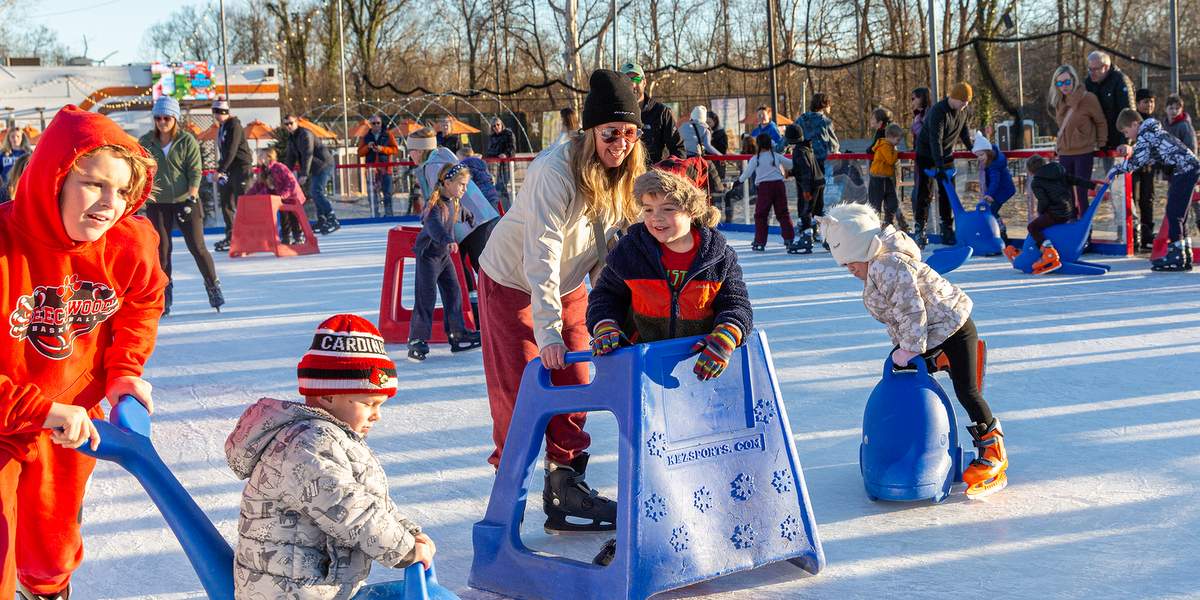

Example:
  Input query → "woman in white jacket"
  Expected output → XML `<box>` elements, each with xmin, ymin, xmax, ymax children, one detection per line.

<box><xmin>477</xmin><ymin>69</ymin><xmax>645</xmax><ymax>533</ymax></box>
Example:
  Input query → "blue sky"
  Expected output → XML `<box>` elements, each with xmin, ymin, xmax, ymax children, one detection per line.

<box><xmin>28</xmin><ymin>0</ymin><xmax>196</xmax><ymax>65</ymax></box>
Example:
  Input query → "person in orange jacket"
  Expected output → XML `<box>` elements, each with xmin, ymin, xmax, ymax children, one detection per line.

<box><xmin>358</xmin><ymin>115</ymin><xmax>400</xmax><ymax>216</ymax></box>
<box><xmin>0</xmin><ymin>105</ymin><xmax>167</xmax><ymax>600</ymax></box>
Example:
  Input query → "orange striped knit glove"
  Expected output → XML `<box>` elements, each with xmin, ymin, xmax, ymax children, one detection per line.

<box><xmin>691</xmin><ymin>323</ymin><xmax>743</xmax><ymax>380</ymax></box>
<box><xmin>590</xmin><ymin>320</ymin><xmax>623</xmax><ymax>356</ymax></box>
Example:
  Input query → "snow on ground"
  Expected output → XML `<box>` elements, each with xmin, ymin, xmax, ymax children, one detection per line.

<box><xmin>76</xmin><ymin>222</ymin><xmax>1199</xmax><ymax>599</ymax></box>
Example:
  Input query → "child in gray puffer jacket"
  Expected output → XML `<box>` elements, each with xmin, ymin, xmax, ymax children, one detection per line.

<box><xmin>225</xmin><ymin>314</ymin><xmax>435</xmax><ymax>600</ymax></box>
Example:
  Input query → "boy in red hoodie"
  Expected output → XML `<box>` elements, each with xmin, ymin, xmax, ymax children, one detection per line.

<box><xmin>1</xmin><ymin>106</ymin><xmax>167</xmax><ymax>600</ymax></box>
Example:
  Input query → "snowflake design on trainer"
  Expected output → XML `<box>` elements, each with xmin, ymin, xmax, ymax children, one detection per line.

<box><xmin>646</xmin><ymin>431</ymin><xmax>666</xmax><ymax>458</ymax></box>
<box><xmin>670</xmin><ymin>524</ymin><xmax>691</xmax><ymax>552</ymax></box>
<box><xmin>771</xmin><ymin>469</ymin><xmax>793</xmax><ymax>494</ymax></box>
<box><xmin>753</xmin><ymin>397</ymin><xmax>775</xmax><ymax>424</ymax></box>
<box><xmin>730</xmin><ymin>472</ymin><xmax>755</xmax><ymax>501</ymax></box>
<box><xmin>693</xmin><ymin>486</ymin><xmax>713</xmax><ymax>513</ymax></box>
<box><xmin>644</xmin><ymin>494</ymin><xmax>667</xmax><ymax>522</ymax></box>
<box><xmin>730</xmin><ymin>523</ymin><xmax>756</xmax><ymax>549</ymax></box>
<box><xmin>779</xmin><ymin>515</ymin><xmax>801</xmax><ymax>542</ymax></box>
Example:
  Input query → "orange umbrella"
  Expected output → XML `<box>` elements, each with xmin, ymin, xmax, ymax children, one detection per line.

<box><xmin>196</xmin><ymin>123</ymin><xmax>219</xmax><ymax>141</ymax></box>
<box><xmin>389</xmin><ymin>118</ymin><xmax>422</xmax><ymax>138</ymax></box>
<box><xmin>741</xmin><ymin>113</ymin><xmax>793</xmax><ymax>126</ymax></box>
<box><xmin>243</xmin><ymin>120</ymin><xmax>276</xmax><ymax>140</ymax></box>
<box><xmin>348</xmin><ymin>119</ymin><xmax>372</xmax><ymax>139</ymax></box>
<box><xmin>446</xmin><ymin>116</ymin><xmax>479</xmax><ymax>135</ymax></box>
<box><xmin>183</xmin><ymin>121</ymin><xmax>203</xmax><ymax>136</ymax></box>
<box><xmin>297</xmin><ymin>117</ymin><xmax>337</xmax><ymax>139</ymax></box>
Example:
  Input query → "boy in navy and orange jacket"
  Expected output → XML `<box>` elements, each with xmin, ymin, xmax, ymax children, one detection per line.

<box><xmin>0</xmin><ymin>106</ymin><xmax>167</xmax><ymax>599</ymax></box>
<box><xmin>587</xmin><ymin>168</ymin><xmax>752</xmax><ymax>380</ymax></box>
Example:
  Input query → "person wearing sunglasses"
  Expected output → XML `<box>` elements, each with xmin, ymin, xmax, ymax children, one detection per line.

<box><xmin>357</xmin><ymin>115</ymin><xmax>399</xmax><ymax>216</ymax></box>
<box><xmin>1049</xmin><ymin>64</ymin><xmax>1107</xmax><ymax>230</ymax></box>
<box><xmin>211</xmin><ymin>96</ymin><xmax>253</xmax><ymax>252</ymax></box>
<box><xmin>138</xmin><ymin>95</ymin><xmax>223</xmax><ymax>315</ymax></box>
<box><xmin>619</xmin><ymin>62</ymin><xmax>684</xmax><ymax>166</ymax></box>
<box><xmin>283</xmin><ymin>115</ymin><xmax>340</xmax><ymax>234</ymax></box>
<box><xmin>1083</xmin><ymin>51</ymin><xmax>1135</xmax><ymax>155</ymax></box>
<box><xmin>476</xmin><ymin>69</ymin><xmax>646</xmax><ymax>534</ymax></box>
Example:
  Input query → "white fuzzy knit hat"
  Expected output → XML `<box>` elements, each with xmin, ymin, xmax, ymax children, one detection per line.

<box><xmin>817</xmin><ymin>203</ymin><xmax>884</xmax><ymax>265</ymax></box>
<box><xmin>971</xmin><ymin>130</ymin><xmax>992</xmax><ymax>154</ymax></box>
<box><xmin>690</xmin><ymin>105</ymin><xmax>708</xmax><ymax>124</ymax></box>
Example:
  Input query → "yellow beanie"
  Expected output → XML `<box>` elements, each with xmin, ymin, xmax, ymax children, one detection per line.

<box><xmin>949</xmin><ymin>82</ymin><xmax>973</xmax><ymax>103</ymax></box>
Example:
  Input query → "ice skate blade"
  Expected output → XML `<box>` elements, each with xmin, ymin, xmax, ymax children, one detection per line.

<box><xmin>543</xmin><ymin>521</ymin><xmax>616</xmax><ymax>535</ymax></box>
<box><xmin>449</xmin><ymin>341</ymin><xmax>482</xmax><ymax>353</ymax></box>
<box><xmin>965</xmin><ymin>474</ymin><xmax>1008</xmax><ymax>500</ymax></box>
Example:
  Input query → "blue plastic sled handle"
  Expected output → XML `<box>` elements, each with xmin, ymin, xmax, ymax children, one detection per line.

<box><xmin>81</xmin><ymin>397</ymin><xmax>459</xmax><ymax>600</ymax></box>
<box><xmin>77</xmin><ymin>396</ymin><xmax>237</xmax><ymax>600</ymax></box>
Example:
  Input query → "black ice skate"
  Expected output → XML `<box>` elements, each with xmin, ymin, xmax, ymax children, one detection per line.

<box><xmin>939</xmin><ymin>224</ymin><xmax>956</xmax><ymax>246</ymax></box>
<box><xmin>1152</xmin><ymin>240</ymin><xmax>1189</xmax><ymax>272</ymax></box>
<box><xmin>592</xmin><ymin>537</ymin><xmax>617</xmax><ymax>566</ymax></box>
<box><xmin>407</xmin><ymin>339</ymin><xmax>429</xmax><ymax>361</ymax></box>
<box><xmin>448</xmin><ymin>330</ymin><xmax>482</xmax><ymax>353</ymax></box>
<box><xmin>751</xmin><ymin>243</ymin><xmax>765</xmax><ymax>252</ymax></box>
<box><xmin>1184</xmin><ymin>238</ymin><xmax>1194</xmax><ymax>271</ymax></box>
<box><xmin>213</xmin><ymin>237</ymin><xmax>231</xmax><ymax>252</ymax></box>
<box><xmin>543</xmin><ymin>452</ymin><xmax>617</xmax><ymax>534</ymax></box>
<box><xmin>18</xmin><ymin>582</ymin><xmax>70</xmax><ymax>600</ymax></box>
<box><xmin>913</xmin><ymin>224</ymin><xmax>928</xmax><ymax>249</ymax></box>
<box><xmin>788</xmin><ymin>230</ymin><xmax>814</xmax><ymax>254</ymax></box>
<box><xmin>204</xmin><ymin>280</ymin><xmax>225</xmax><ymax>312</ymax></box>
<box><xmin>162</xmin><ymin>282</ymin><xmax>173</xmax><ymax>317</ymax></box>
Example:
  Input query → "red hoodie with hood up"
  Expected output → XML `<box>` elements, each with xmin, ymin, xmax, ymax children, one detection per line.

<box><xmin>0</xmin><ymin>105</ymin><xmax>167</xmax><ymax>460</ymax></box>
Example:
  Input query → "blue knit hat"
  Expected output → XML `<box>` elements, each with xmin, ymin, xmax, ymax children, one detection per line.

<box><xmin>152</xmin><ymin>96</ymin><xmax>181</xmax><ymax>121</ymax></box>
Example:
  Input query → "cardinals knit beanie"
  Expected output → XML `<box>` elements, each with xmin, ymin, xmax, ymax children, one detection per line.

<box><xmin>582</xmin><ymin>69</ymin><xmax>643</xmax><ymax>130</ymax></box>
<box><xmin>298</xmin><ymin>314</ymin><xmax>398</xmax><ymax>398</ymax></box>
<box><xmin>949</xmin><ymin>82</ymin><xmax>973</xmax><ymax>103</ymax></box>
<box><xmin>819</xmin><ymin>203</ymin><xmax>884</xmax><ymax>265</ymax></box>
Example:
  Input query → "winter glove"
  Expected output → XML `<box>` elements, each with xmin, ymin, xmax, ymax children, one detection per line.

<box><xmin>590</xmin><ymin>319</ymin><xmax>623</xmax><ymax>356</ymax></box>
<box><xmin>217</xmin><ymin>172</ymin><xmax>229</xmax><ymax>186</ymax></box>
<box><xmin>891</xmin><ymin>348</ymin><xmax>921</xmax><ymax>367</ymax></box>
<box><xmin>691</xmin><ymin>322</ymin><xmax>743</xmax><ymax>380</ymax></box>
<box><xmin>176</xmin><ymin>197</ymin><xmax>198</xmax><ymax>225</ymax></box>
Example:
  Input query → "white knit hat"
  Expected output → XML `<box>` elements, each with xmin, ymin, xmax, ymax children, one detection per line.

<box><xmin>971</xmin><ymin>130</ymin><xmax>992</xmax><ymax>154</ymax></box>
<box><xmin>817</xmin><ymin>203</ymin><xmax>884</xmax><ymax>265</ymax></box>
<box><xmin>407</xmin><ymin>127</ymin><xmax>437</xmax><ymax>151</ymax></box>
<box><xmin>690</xmin><ymin>105</ymin><xmax>707</xmax><ymax>124</ymax></box>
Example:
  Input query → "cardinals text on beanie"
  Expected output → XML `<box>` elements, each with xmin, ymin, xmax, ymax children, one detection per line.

<box><xmin>298</xmin><ymin>314</ymin><xmax>398</xmax><ymax>398</ymax></box>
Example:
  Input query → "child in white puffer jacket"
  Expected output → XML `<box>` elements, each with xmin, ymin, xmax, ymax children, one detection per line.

<box><xmin>225</xmin><ymin>314</ymin><xmax>434</xmax><ymax>600</ymax></box>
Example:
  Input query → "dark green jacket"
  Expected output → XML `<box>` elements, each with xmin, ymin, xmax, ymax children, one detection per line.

<box><xmin>139</xmin><ymin>128</ymin><xmax>202</xmax><ymax>204</ymax></box>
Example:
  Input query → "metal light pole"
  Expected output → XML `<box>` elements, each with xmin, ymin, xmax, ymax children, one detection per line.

<box><xmin>765</xmin><ymin>0</ymin><xmax>779</xmax><ymax>124</ymax></box>
<box><xmin>1169</xmin><ymin>0</ymin><xmax>1179</xmax><ymax>93</ymax></box>
<box><xmin>218</xmin><ymin>0</ymin><xmax>230</xmax><ymax>96</ymax></box>
<box><xmin>492</xmin><ymin>6</ymin><xmax>502</xmax><ymax>112</ymax></box>
<box><xmin>1004</xmin><ymin>5</ymin><xmax>1025</xmax><ymax>148</ymax></box>
<box><xmin>611</xmin><ymin>0</ymin><xmax>618</xmax><ymax>68</ymax></box>
<box><xmin>927</xmin><ymin>0</ymin><xmax>938</xmax><ymax>100</ymax></box>
<box><xmin>334</xmin><ymin>0</ymin><xmax>363</xmax><ymax>217</ymax></box>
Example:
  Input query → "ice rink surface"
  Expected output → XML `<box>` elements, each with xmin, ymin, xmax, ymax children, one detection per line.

<box><xmin>76</xmin><ymin>222</ymin><xmax>1198</xmax><ymax>599</ymax></box>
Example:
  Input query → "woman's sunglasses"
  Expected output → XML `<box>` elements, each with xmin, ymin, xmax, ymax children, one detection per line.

<box><xmin>1055</xmin><ymin>79</ymin><xmax>1073</xmax><ymax>87</ymax></box>
<box><xmin>598</xmin><ymin>126</ymin><xmax>643</xmax><ymax>143</ymax></box>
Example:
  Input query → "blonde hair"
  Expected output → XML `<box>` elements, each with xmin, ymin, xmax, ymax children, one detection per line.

<box><xmin>425</xmin><ymin>161</ymin><xmax>470</xmax><ymax>221</ymax></box>
<box><xmin>568</xmin><ymin>129</ymin><xmax>645</xmax><ymax>225</ymax></box>
<box><xmin>77</xmin><ymin>145</ymin><xmax>156</xmax><ymax>212</ymax></box>
<box><xmin>633</xmin><ymin>169</ymin><xmax>721</xmax><ymax>228</ymax></box>
<box><xmin>1</xmin><ymin>127</ymin><xmax>31</xmax><ymax>155</ymax></box>
<box><xmin>1048</xmin><ymin>65</ymin><xmax>1080</xmax><ymax>111</ymax></box>
<box><xmin>254</xmin><ymin>147</ymin><xmax>279</xmax><ymax>188</ymax></box>
<box><xmin>6</xmin><ymin>153</ymin><xmax>29</xmax><ymax>201</ymax></box>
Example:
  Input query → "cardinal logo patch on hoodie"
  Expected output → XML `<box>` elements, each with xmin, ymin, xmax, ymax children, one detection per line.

<box><xmin>8</xmin><ymin>274</ymin><xmax>120</xmax><ymax>360</ymax></box>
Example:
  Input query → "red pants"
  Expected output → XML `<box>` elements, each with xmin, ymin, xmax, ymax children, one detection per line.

<box><xmin>753</xmin><ymin>180</ymin><xmax>795</xmax><ymax>245</ymax></box>
<box><xmin>479</xmin><ymin>271</ymin><xmax>591</xmax><ymax>467</ymax></box>
<box><xmin>1</xmin><ymin>417</ymin><xmax>99</xmax><ymax>598</ymax></box>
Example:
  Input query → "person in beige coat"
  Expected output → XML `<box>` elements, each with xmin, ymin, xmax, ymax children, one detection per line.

<box><xmin>476</xmin><ymin>69</ymin><xmax>646</xmax><ymax>533</ymax></box>
<box><xmin>1050</xmin><ymin>64</ymin><xmax>1107</xmax><ymax>217</ymax></box>
<box><xmin>818</xmin><ymin>203</ymin><xmax>1008</xmax><ymax>499</ymax></box>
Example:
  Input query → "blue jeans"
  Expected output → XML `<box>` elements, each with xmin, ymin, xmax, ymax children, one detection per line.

<box><xmin>308</xmin><ymin>165</ymin><xmax>335</xmax><ymax>218</ymax></box>
<box><xmin>374</xmin><ymin>171</ymin><xmax>394</xmax><ymax>213</ymax></box>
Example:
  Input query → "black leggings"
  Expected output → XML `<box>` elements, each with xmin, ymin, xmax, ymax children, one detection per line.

<box><xmin>913</xmin><ymin>156</ymin><xmax>954</xmax><ymax>230</ymax></box>
<box><xmin>145</xmin><ymin>202</ymin><xmax>219</xmax><ymax>286</ymax></box>
<box><xmin>920</xmin><ymin>317</ymin><xmax>992</xmax><ymax>427</ymax></box>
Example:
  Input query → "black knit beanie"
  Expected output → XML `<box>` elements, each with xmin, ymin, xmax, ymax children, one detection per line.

<box><xmin>1136</xmin><ymin>88</ymin><xmax>1155</xmax><ymax>103</ymax></box>
<box><xmin>582</xmin><ymin>69</ymin><xmax>643</xmax><ymax>130</ymax></box>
